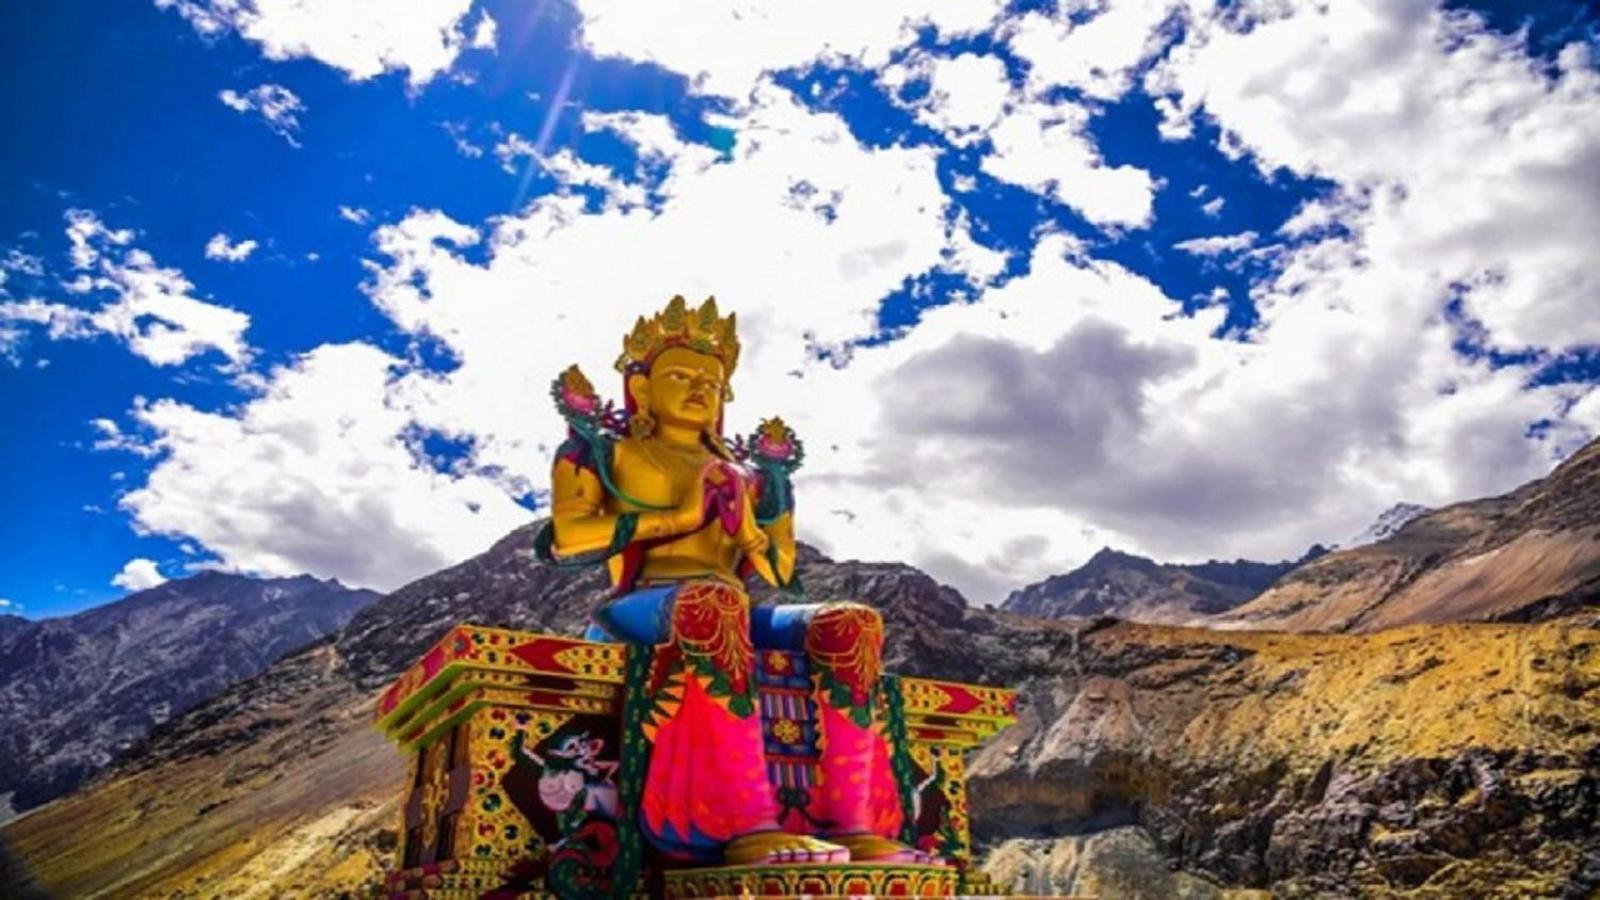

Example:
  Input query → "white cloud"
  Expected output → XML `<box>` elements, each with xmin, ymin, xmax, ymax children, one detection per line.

<box><xmin>538</xmin><ymin>150</ymin><xmax>651</xmax><ymax>209</ymax></box>
<box><xmin>1009</xmin><ymin>0</ymin><xmax>1180</xmax><ymax>101</ymax></box>
<box><xmin>0</xmin><ymin>326</ymin><xmax>23</xmax><ymax>366</ymax></box>
<box><xmin>160</xmin><ymin>0</ymin><xmax>481</xmax><ymax>88</ymax></box>
<box><xmin>362</xmin><ymin>84</ymin><xmax>988</xmax><ymax>464</ymax></box>
<box><xmin>469</xmin><ymin>11</ymin><xmax>497</xmax><ymax>50</ymax></box>
<box><xmin>793</xmin><ymin>227</ymin><xmax>1586</xmax><ymax>596</ymax></box>
<box><xmin>492</xmin><ymin>132</ymin><xmax>538</xmax><ymax>175</ymax></box>
<box><xmin>884</xmin><ymin>51</ymin><xmax>1012</xmax><ymax>146</ymax></box>
<box><xmin>0</xmin><ymin>210</ymin><xmax>251</xmax><ymax>367</ymax></box>
<box><xmin>1174</xmin><ymin>230</ymin><xmax>1258</xmax><ymax>256</ymax></box>
<box><xmin>574</xmin><ymin>0</ymin><xmax>1002</xmax><ymax>99</ymax></box>
<box><xmin>493</xmin><ymin>133</ymin><xmax>649</xmax><ymax>209</ymax></box>
<box><xmin>1149</xmin><ymin>1</ymin><xmax>1600</xmax><ymax>352</ymax></box>
<box><xmin>120</xmin><ymin>343</ymin><xmax>533</xmax><ymax>591</ymax></box>
<box><xmin>877</xmin><ymin>50</ymin><xmax>1156</xmax><ymax>230</ymax></box>
<box><xmin>0</xmin><ymin>299</ymin><xmax>96</xmax><ymax>341</ymax></box>
<box><xmin>338</xmin><ymin>205</ymin><xmax>372</xmax><ymax>225</ymax></box>
<box><xmin>0</xmin><ymin>598</ymin><xmax>16</xmax><ymax>610</ymax></box>
<box><xmin>1278</xmin><ymin>195</ymin><xmax>1350</xmax><ymax>238</ymax></box>
<box><xmin>442</xmin><ymin>120</ymin><xmax>485</xmax><ymax>158</ymax></box>
<box><xmin>982</xmin><ymin>99</ymin><xmax>1156</xmax><ymax>228</ymax></box>
<box><xmin>2</xmin><ymin>249</ymin><xmax>45</xmax><ymax>279</ymax></box>
<box><xmin>218</xmin><ymin>84</ymin><xmax>305</xmax><ymax>147</ymax></box>
<box><xmin>111</xmin><ymin>558</ymin><xmax>167</xmax><ymax>591</ymax></box>
<box><xmin>579</xmin><ymin>111</ymin><xmax>708</xmax><ymax>174</ymax></box>
<box><xmin>90</xmin><ymin>417</ymin><xmax>156</xmax><ymax>456</ymax></box>
<box><xmin>204</xmin><ymin>232</ymin><xmax>259</xmax><ymax>262</ymax></box>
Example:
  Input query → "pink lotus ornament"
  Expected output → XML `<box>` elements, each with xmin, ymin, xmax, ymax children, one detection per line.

<box><xmin>554</xmin><ymin>364</ymin><xmax>600</xmax><ymax>417</ymax></box>
<box><xmin>752</xmin><ymin>416</ymin><xmax>800</xmax><ymax>464</ymax></box>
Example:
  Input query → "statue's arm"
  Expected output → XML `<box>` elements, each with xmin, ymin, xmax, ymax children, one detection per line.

<box><xmin>549</xmin><ymin>447</ymin><xmax>701</xmax><ymax>558</ymax></box>
<box><xmin>549</xmin><ymin>457</ymin><xmax>624</xmax><ymax>556</ymax></box>
<box><xmin>762</xmin><ymin>507</ymin><xmax>797</xmax><ymax>586</ymax></box>
<box><xmin>747</xmin><ymin>416</ymin><xmax>803</xmax><ymax>587</ymax></box>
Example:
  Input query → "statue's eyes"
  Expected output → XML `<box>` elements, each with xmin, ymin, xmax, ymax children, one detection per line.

<box><xmin>666</xmin><ymin>370</ymin><xmax>716</xmax><ymax>388</ymax></box>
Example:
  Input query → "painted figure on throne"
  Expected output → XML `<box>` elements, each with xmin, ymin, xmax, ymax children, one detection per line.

<box><xmin>537</xmin><ymin>295</ymin><xmax>927</xmax><ymax>868</ymax></box>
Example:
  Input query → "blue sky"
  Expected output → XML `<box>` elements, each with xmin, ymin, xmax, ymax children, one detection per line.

<box><xmin>3</xmin><ymin>0</ymin><xmax>1598</xmax><ymax>616</ymax></box>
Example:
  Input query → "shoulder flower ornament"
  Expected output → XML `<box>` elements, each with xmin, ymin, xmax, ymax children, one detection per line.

<box><xmin>550</xmin><ymin>363</ymin><xmax>631</xmax><ymax>439</ymax></box>
<box><xmin>553</xmin><ymin>364</ymin><xmax>600</xmax><ymax>420</ymax></box>
<box><xmin>749</xmin><ymin>416</ymin><xmax>804</xmax><ymax>473</ymax></box>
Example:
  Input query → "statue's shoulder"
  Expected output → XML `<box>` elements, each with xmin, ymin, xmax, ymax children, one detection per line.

<box><xmin>611</xmin><ymin>435</ymin><xmax>646</xmax><ymax>466</ymax></box>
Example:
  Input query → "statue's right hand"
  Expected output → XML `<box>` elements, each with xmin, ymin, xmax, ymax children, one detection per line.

<box><xmin>671</xmin><ymin>460</ymin><xmax>718</xmax><ymax>531</ymax></box>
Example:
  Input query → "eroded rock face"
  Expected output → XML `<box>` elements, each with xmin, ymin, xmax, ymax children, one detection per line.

<box><xmin>984</xmin><ymin>828</ymin><xmax>1254</xmax><ymax>899</ymax></box>
<box><xmin>966</xmin><ymin>617</ymin><xmax>1600</xmax><ymax>899</ymax></box>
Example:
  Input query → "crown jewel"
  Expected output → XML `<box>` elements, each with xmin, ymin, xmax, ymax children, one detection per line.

<box><xmin>615</xmin><ymin>295</ymin><xmax>740</xmax><ymax>376</ymax></box>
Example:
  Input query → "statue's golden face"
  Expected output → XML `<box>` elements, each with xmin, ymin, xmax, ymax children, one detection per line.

<box><xmin>639</xmin><ymin>345</ymin><xmax>726</xmax><ymax>430</ymax></box>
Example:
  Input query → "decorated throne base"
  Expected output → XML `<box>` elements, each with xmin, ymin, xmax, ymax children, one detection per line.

<box><xmin>373</xmin><ymin>624</ymin><xmax>1018</xmax><ymax>899</ymax></box>
<box><xmin>664</xmin><ymin>860</ymin><xmax>1028</xmax><ymax>898</ymax></box>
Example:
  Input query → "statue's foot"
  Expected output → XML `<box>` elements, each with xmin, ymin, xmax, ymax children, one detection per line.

<box><xmin>723</xmin><ymin>831</ymin><xmax>849</xmax><ymax>865</ymax></box>
<box><xmin>823</xmin><ymin>832</ymin><xmax>920</xmax><ymax>864</ymax></box>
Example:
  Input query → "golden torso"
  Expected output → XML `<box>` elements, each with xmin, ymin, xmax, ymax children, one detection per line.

<box><xmin>607</xmin><ymin>436</ymin><xmax>745</xmax><ymax>585</ymax></box>
<box><xmin>548</xmin><ymin>340</ymin><xmax>791</xmax><ymax>589</ymax></box>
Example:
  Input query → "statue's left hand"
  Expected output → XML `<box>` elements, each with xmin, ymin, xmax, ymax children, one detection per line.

<box><xmin>734</xmin><ymin>485</ymin><xmax>776</xmax><ymax>584</ymax></box>
<box><xmin>704</xmin><ymin>464</ymin><xmax>777</xmax><ymax>583</ymax></box>
<box><xmin>703</xmin><ymin>464</ymin><xmax>745</xmax><ymax>536</ymax></box>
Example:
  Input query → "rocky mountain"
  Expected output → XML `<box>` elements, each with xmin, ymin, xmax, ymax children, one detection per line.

<box><xmin>0</xmin><ymin>612</ymin><xmax>30</xmax><ymax>640</ymax></box>
<box><xmin>0</xmin><ymin>572</ymin><xmax>378</xmax><ymax>821</ymax></box>
<box><xmin>1347</xmin><ymin>503</ymin><xmax>1431</xmax><ymax>548</ymax></box>
<box><xmin>3</xmin><ymin>523</ymin><xmax>1595</xmax><ymax>899</ymax></box>
<box><xmin>1225</xmin><ymin>438</ymin><xmax>1600</xmax><ymax>632</ymax></box>
<box><xmin>1002</xmin><ymin>546</ymin><xmax>1324</xmax><ymax>624</ymax></box>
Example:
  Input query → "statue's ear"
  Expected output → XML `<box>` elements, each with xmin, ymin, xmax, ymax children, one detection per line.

<box><xmin>626</xmin><ymin>372</ymin><xmax>650</xmax><ymax>409</ymax></box>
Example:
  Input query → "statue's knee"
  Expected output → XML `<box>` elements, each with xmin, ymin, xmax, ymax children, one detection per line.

<box><xmin>668</xmin><ymin>581</ymin><xmax>751</xmax><ymax>647</ymax></box>
<box><xmin>806</xmin><ymin>602</ymin><xmax>884</xmax><ymax>652</ymax></box>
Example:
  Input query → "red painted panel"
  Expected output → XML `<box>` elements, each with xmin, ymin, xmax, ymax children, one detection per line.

<box><xmin>507</xmin><ymin>635</ymin><xmax>587</xmax><ymax>673</ymax></box>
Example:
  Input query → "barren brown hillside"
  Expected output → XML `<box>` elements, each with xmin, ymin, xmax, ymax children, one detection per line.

<box><xmin>1224</xmin><ymin>438</ymin><xmax>1600</xmax><ymax>632</ymax></box>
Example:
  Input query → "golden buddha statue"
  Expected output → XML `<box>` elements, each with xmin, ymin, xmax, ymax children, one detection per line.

<box><xmin>538</xmin><ymin>296</ymin><xmax>924</xmax><ymax>867</ymax></box>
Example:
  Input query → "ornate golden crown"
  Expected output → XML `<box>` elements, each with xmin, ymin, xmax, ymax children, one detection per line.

<box><xmin>615</xmin><ymin>295</ymin><xmax>740</xmax><ymax>376</ymax></box>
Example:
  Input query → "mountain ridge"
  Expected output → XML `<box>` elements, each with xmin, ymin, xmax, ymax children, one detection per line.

<box><xmin>1225</xmin><ymin>438</ymin><xmax>1600</xmax><ymax>631</ymax></box>
<box><xmin>1346</xmin><ymin>501</ymin><xmax>1431</xmax><ymax>548</ymax></box>
<box><xmin>0</xmin><ymin>572</ymin><xmax>379</xmax><ymax>820</ymax></box>
<box><xmin>1001</xmin><ymin>544</ymin><xmax>1327</xmax><ymax>624</ymax></box>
